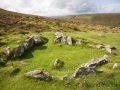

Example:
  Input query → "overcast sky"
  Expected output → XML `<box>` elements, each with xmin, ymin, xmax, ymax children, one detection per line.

<box><xmin>0</xmin><ymin>0</ymin><xmax>120</xmax><ymax>16</ymax></box>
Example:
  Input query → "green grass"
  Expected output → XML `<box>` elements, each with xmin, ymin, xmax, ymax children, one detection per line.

<box><xmin>0</xmin><ymin>31</ymin><xmax>120</xmax><ymax>90</ymax></box>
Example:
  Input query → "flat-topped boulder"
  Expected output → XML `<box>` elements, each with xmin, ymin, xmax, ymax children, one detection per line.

<box><xmin>73</xmin><ymin>66</ymin><xmax>96</xmax><ymax>77</ymax></box>
<box><xmin>82</xmin><ymin>55</ymin><xmax>109</xmax><ymax>67</ymax></box>
<box><xmin>26</xmin><ymin>70</ymin><xmax>51</xmax><ymax>80</ymax></box>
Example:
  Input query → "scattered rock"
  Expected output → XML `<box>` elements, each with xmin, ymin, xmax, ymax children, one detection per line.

<box><xmin>98</xmin><ymin>34</ymin><xmax>102</xmax><ymax>37</ymax></box>
<box><xmin>73</xmin><ymin>66</ymin><xmax>96</xmax><ymax>77</ymax></box>
<box><xmin>113</xmin><ymin>63</ymin><xmax>120</xmax><ymax>69</ymax></box>
<box><xmin>26</xmin><ymin>70</ymin><xmax>51</xmax><ymax>80</ymax></box>
<box><xmin>61</xmin><ymin>75</ymin><xmax>70</xmax><ymax>80</ymax></box>
<box><xmin>67</xmin><ymin>36</ymin><xmax>72</xmax><ymax>45</ymax></box>
<box><xmin>54</xmin><ymin>58</ymin><xmax>60</xmax><ymax>66</ymax></box>
<box><xmin>105</xmin><ymin>45</ymin><xmax>116</xmax><ymax>53</ymax></box>
<box><xmin>96</xmin><ymin>44</ymin><xmax>104</xmax><ymax>49</ymax></box>
<box><xmin>76</xmin><ymin>40</ymin><xmax>83</xmax><ymax>45</ymax></box>
<box><xmin>13</xmin><ymin>45</ymin><xmax>25</xmax><ymax>57</ymax></box>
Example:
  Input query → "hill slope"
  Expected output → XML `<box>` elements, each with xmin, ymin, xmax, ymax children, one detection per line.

<box><xmin>60</xmin><ymin>14</ymin><xmax>120</xmax><ymax>27</ymax></box>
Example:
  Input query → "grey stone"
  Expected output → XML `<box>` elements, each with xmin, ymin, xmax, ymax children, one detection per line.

<box><xmin>73</xmin><ymin>55</ymin><xmax>109</xmax><ymax>77</ymax></box>
<box><xmin>61</xmin><ymin>36</ymin><xmax>67</xmax><ymax>44</ymax></box>
<box><xmin>33</xmin><ymin>35</ymin><xmax>42</xmax><ymax>44</ymax></box>
<box><xmin>73</xmin><ymin>66</ymin><xmax>96</xmax><ymax>77</ymax></box>
<box><xmin>13</xmin><ymin>45</ymin><xmax>25</xmax><ymax>57</ymax></box>
<box><xmin>67</xmin><ymin>36</ymin><xmax>72</xmax><ymax>45</ymax></box>
<box><xmin>98</xmin><ymin>34</ymin><xmax>102</xmax><ymax>37</ymax></box>
<box><xmin>26</xmin><ymin>70</ymin><xmax>51</xmax><ymax>80</ymax></box>
<box><xmin>113</xmin><ymin>63</ymin><xmax>120</xmax><ymax>69</ymax></box>
<box><xmin>61</xmin><ymin>75</ymin><xmax>70</xmax><ymax>80</ymax></box>
<box><xmin>82</xmin><ymin>55</ymin><xmax>109</xmax><ymax>67</ymax></box>
<box><xmin>105</xmin><ymin>45</ymin><xmax>116</xmax><ymax>53</ymax></box>
<box><xmin>96</xmin><ymin>44</ymin><xmax>104</xmax><ymax>49</ymax></box>
<box><xmin>24</xmin><ymin>36</ymin><xmax>34</xmax><ymax>50</ymax></box>
<box><xmin>54</xmin><ymin>36</ymin><xmax>62</xmax><ymax>43</ymax></box>
<box><xmin>54</xmin><ymin>58</ymin><xmax>60</xmax><ymax>66</ymax></box>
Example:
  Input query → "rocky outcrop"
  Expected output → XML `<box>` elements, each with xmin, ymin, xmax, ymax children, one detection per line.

<box><xmin>105</xmin><ymin>45</ymin><xmax>116</xmax><ymax>53</ymax></box>
<box><xmin>73</xmin><ymin>55</ymin><xmax>109</xmax><ymax>77</ymax></box>
<box><xmin>73</xmin><ymin>66</ymin><xmax>96</xmax><ymax>77</ymax></box>
<box><xmin>26</xmin><ymin>70</ymin><xmax>51</xmax><ymax>80</ymax></box>
<box><xmin>24</xmin><ymin>35</ymin><xmax>43</xmax><ymax>50</ymax></box>
<box><xmin>113</xmin><ymin>63</ymin><xmax>120</xmax><ymax>69</ymax></box>
<box><xmin>13</xmin><ymin>45</ymin><xmax>25</xmax><ymax>57</ymax></box>
<box><xmin>54</xmin><ymin>32</ymin><xmax>73</xmax><ymax>45</ymax></box>
<box><xmin>12</xmin><ymin>35</ymin><xmax>45</xmax><ymax>57</ymax></box>
<box><xmin>82</xmin><ymin>55</ymin><xmax>109</xmax><ymax>67</ymax></box>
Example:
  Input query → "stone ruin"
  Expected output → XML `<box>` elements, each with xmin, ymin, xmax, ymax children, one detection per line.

<box><xmin>6</xmin><ymin>35</ymin><xmax>45</xmax><ymax>58</ymax></box>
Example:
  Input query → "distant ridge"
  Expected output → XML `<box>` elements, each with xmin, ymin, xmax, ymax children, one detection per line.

<box><xmin>60</xmin><ymin>13</ymin><xmax>120</xmax><ymax>27</ymax></box>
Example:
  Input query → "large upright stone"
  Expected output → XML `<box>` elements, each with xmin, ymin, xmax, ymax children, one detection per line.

<box><xmin>13</xmin><ymin>45</ymin><xmax>24</xmax><ymax>57</ymax></box>
<box><xmin>61</xmin><ymin>36</ymin><xmax>67</xmax><ymax>44</ymax></box>
<box><xmin>67</xmin><ymin>36</ymin><xmax>72</xmax><ymax>45</ymax></box>
<box><xmin>24</xmin><ymin>36</ymin><xmax>34</xmax><ymax>50</ymax></box>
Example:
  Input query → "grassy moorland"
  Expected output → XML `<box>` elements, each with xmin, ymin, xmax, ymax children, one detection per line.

<box><xmin>0</xmin><ymin>9</ymin><xmax>120</xmax><ymax>90</ymax></box>
<box><xmin>61</xmin><ymin>14</ymin><xmax>120</xmax><ymax>27</ymax></box>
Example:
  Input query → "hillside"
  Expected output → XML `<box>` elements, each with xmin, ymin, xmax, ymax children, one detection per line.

<box><xmin>0</xmin><ymin>9</ymin><xmax>120</xmax><ymax>90</ymax></box>
<box><xmin>0</xmin><ymin>8</ymin><xmax>81</xmax><ymax>34</ymax></box>
<box><xmin>60</xmin><ymin>14</ymin><xmax>120</xmax><ymax>27</ymax></box>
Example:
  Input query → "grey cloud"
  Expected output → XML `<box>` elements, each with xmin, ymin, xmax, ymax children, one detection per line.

<box><xmin>0</xmin><ymin>0</ymin><xmax>119</xmax><ymax>16</ymax></box>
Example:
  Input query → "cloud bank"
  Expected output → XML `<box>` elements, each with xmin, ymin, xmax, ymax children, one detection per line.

<box><xmin>0</xmin><ymin>0</ymin><xmax>120</xmax><ymax>16</ymax></box>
